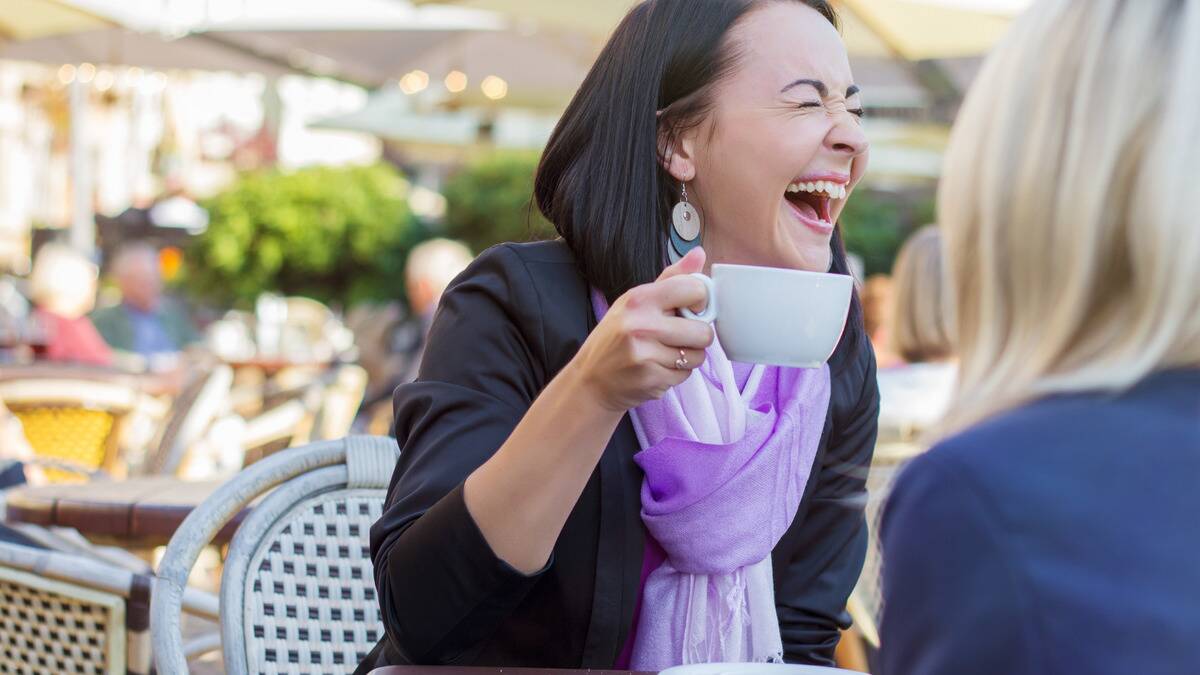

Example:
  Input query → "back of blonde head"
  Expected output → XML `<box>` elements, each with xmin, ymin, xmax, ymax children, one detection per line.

<box><xmin>938</xmin><ymin>0</ymin><xmax>1200</xmax><ymax>434</ymax></box>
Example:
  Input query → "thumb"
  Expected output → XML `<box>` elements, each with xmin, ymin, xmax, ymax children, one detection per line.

<box><xmin>657</xmin><ymin>246</ymin><xmax>707</xmax><ymax>281</ymax></box>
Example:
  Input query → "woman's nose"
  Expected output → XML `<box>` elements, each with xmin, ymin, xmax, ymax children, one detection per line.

<box><xmin>827</xmin><ymin>114</ymin><xmax>868</xmax><ymax>157</ymax></box>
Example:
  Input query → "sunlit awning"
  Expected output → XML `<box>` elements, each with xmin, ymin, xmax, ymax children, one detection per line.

<box><xmin>410</xmin><ymin>0</ymin><xmax>1029</xmax><ymax>60</ymax></box>
<box><xmin>0</xmin><ymin>0</ymin><xmax>111</xmax><ymax>41</ymax></box>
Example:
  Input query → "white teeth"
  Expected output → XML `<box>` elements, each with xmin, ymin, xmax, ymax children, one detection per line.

<box><xmin>788</xmin><ymin>180</ymin><xmax>846</xmax><ymax>199</ymax></box>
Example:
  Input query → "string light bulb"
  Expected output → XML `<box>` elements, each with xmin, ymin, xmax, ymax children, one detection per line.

<box><xmin>481</xmin><ymin>75</ymin><xmax>508</xmax><ymax>101</ymax></box>
<box><xmin>444</xmin><ymin>70</ymin><xmax>468</xmax><ymax>93</ymax></box>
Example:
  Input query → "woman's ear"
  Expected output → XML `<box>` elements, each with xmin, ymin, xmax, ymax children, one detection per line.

<box><xmin>657</xmin><ymin>124</ymin><xmax>697</xmax><ymax>182</ymax></box>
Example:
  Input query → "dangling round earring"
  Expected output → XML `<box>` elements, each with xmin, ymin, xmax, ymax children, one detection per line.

<box><xmin>668</xmin><ymin>181</ymin><xmax>702</xmax><ymax>263</ymax></box>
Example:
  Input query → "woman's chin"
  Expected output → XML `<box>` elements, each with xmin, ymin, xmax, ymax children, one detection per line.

<box><xmin>777</xmin><ymin>216</ymin><xmax>834</xmax><ymax>272</ymax></box>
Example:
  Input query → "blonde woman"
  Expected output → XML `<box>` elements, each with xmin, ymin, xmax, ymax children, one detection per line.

<box><xmin>880</xmin><ymin>1</ymin><xmax>1200</xmax><ymax>673</ymax></box>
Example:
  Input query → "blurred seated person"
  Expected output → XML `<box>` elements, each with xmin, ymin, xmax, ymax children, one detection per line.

<box><xmin>28</xmin><ymin>243</ymin><xmax>112</xmax><ymax>366</ymax></box>
<box><xmin>876</xmin><ymin>226</ymin><xmax>955</xmax><ymax>440</ymax></box>
<box><xmin>357</xmin><ymin>239</ymin><xmax>474</xmax><ymax>424</ymax></box>
<box><xmin>0</xmin><ymin>400</ymin><xmax>36</xmax><ymax>490</ymax></box>
<box><xmin>861</xmin><ymin>273</ymin><xmax>901</xmax><ymax>369</ymax></box>
<box><xmin>91</xmin><ymin>242</ymin><xmax>199</xmax><ymax>370</ymax></box>
<box><xmin>403</xmin><ymin>238</ymin><xmax>475</xmax><ymax>364</ymax></box>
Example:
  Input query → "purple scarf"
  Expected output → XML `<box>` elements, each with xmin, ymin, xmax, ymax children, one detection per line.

<box><xmin>592</xmin><ymin>290</ymin><xmax>832</xmax><ymax>670</ymax></box>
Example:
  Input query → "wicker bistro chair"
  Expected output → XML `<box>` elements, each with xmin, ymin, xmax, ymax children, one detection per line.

<box><xmin>143</xmin><ymin>364</ymin><xmax>235</xmax><ymax>477</ymax></box>
<box><xmin>0</xmin><ymin>368</ymin><xmax>165</xmax><ymax>482</ymax></box>
<box><xmin>152</xmin><ymin>435</ymin><xmax>398</xmax><ymax>674</ymax></box>
<box><xmin>847</xmin><ymin>438</ymin><xmax>928</xmax><ymax>650</ymax></box>
<box><xmin>0</xmin><ymin>541</ymin><xmax>218</xmax><ymax>675</ymax></box>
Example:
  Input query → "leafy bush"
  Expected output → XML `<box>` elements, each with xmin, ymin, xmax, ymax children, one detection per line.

<box><xmin>188</xmin><ymin>163</ymin><xmax>420</xmax><ymax>308</ymax></box>
<box><xmin>840</xmin><ymin>187</ymin><xmax>936</xmax><ymax>276</ymax></box>
<box><xmin>441</xmin><ymin>152</ymin><xmax>556</xmax><ymax>253</ymax></box>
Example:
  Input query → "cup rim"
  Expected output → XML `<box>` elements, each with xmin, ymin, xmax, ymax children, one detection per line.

<box><xmin>710</xmin><ymin>263</ymin><xmax>854</xmax><ymax>283</ymax></box>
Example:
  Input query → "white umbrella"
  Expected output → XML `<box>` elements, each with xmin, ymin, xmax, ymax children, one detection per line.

<box><xmin>411</xmin><ymin>0</ymin><xmax>1030</xmax><ymax>59</ymax></box>
<box><xmin>0</xmin><ymin>0</ymin><xmax>110</xmax><ymax>41</ymax></box>
<box><xmin>311</xmin><ymin>87</ymin><xmax>556</xmax><ymax>150</ymax></box>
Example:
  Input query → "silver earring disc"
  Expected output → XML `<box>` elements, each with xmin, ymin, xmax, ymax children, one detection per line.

<box><xmin>672</xmin><ymin>201</ymin><xmax>701</xmax><ymax>241</ymax></box>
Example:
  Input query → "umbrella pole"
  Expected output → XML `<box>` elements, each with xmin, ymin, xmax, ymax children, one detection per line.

<box><xmin>68</xmin><ymin>77</ymin><xmax>94</xmax><ymax>257</ymax></box>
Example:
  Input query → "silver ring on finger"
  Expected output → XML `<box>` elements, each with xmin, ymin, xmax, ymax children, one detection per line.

<box><xmin>674</xmin><ymin>349</ymin><xmax>689</xmax><ymax>370</ymax></box>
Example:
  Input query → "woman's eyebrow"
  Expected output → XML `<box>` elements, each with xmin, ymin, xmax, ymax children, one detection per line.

<box><xmin>779</xmin><ymin>79</ymin><xmax>861</xmax><ymax>98</ymax></box>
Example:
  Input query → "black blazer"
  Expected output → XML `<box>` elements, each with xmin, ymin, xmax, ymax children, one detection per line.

<box><xmin>358</xmin><ymin>240</ymin><xmax>879</xmax><ymax>672</ymax></box>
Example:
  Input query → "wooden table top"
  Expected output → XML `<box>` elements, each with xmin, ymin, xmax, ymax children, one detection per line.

<box><xmin>370</xmin><ymin>669</ymin><xmax>651</xmax><ymax>675</ymax></box>
<box><xmin>4</xmin><ymin>476</ymin><xmax>247</xmax><ymax>546</ymax></box>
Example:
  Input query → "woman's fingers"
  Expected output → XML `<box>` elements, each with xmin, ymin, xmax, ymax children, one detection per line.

<box><xmin>643</xmin><ymin>342</ymin><xmax>706</xmax><ymax>371</ymax></box>
<box><xmin>650</xmin><ymin>316</ymin><xmax>715</xmax><ymax>350</ymax></box>
<box><xmin>655</xmin><ymin>246</ymin><xmax>706</xmax><ymax>282</ymax></box>
<box><xmin>641</xmin><ymin>274</ymin><xmax>710</xmax><ymax>315</ymax></box>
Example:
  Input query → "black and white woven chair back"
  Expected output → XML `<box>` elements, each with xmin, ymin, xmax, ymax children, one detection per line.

<box><xmin>220</xmin><ymin>436</ymin><xmax>395</xmax><ymax>674</ymax></box>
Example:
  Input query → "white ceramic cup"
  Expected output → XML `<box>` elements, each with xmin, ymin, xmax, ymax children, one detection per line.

<box><xmin>681</xmin><ymin>264</ymin><xmax>853</xmax><ymax>368</ymax></box>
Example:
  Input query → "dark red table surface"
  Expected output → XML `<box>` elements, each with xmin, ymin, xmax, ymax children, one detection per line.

<box><xmin>4</xmin><ymin>476</ymin><xmax>247</xmax><ymax>546</ymax></box>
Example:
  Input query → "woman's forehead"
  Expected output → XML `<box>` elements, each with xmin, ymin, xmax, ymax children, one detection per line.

<box><xmin>731</xmin><ymin>3</ymin><xmax>854</xmax><ymax>94</ymax></box>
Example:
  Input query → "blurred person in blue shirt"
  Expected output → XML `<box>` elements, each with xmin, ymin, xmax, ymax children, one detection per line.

<box><xmin>91</xmin><ymin>242</ymin><xmax>198</xmax><ymax>370</ymax></box>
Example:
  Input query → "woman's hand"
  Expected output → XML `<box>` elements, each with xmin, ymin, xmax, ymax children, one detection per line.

<box><xmin>568</xmin><ymin>247</ymin><xmax>715</xmax><ymax>412</ymax></box>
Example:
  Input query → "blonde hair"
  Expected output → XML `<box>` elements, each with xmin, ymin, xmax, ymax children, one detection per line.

<box><xmin>29</xmin><ymin>243</ymin><xmax>99</xmax><ymax>318</ymax></box>
<box><xmin>405</xmin><ymin>238</ymin><xmax>474</xmax><ymax>295</ymax></box>
<box><xmin>937</xmin><ymin>0</ymin><xmax>1200</xmax><ymax>435</ymax></box>
<box><xmin>890</xmin><ymin>226</ymin><xmax>952</xmax><ymax>364</ymax></box>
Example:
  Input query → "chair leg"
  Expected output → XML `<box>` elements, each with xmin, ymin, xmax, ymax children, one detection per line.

<box><xmin>836</xmin><ymin>626</ymin><xmax>871</xmax><ymax>673</ymax></box>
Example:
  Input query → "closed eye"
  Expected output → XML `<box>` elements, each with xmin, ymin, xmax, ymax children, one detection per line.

<box><xmin>849</xmin><ymin>108</ymin><xmax>865</xmax><ymax>118</ymax></box>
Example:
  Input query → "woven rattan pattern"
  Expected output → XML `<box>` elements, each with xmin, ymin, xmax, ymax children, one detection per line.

<box><xmin>9</xmin><ymin>406</ymin><xmax>115</xmax><ymax>482</ymax></box>
<box><xmin>0</xmin><ymin>578</ymin><xmax>113</xmax><ymax>674</ymax></box>
<box><xmin>856</xmin><ymin>458</ymin><xmax>907</xmax><ymax>636</ymax></box>
<box><xmin>244</xmin><ymin>491</ymin><xmax>383</xmax><ymax>674</ymax></box>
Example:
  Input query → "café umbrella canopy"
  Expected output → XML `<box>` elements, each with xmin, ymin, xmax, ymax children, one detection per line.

<box><xmin>410</xmin><ymin>0</ymin><xmax>1029</xmax><ymax>59</ymax></box>
<box><xmin>0</xmin><ymin>0</ymin><xmax>110</xmax><ymax>41</ymax></box>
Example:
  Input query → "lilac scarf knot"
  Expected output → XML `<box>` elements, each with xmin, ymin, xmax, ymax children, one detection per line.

<box><xmin>591</xmin><ymin>290</ymin><xmax>831</xmax><ymax>670</ymax></box>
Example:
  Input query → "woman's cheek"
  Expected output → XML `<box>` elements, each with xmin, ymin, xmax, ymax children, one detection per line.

<box><xmin>834</xmin><ymin>149</ymin><xmax>870</xmax><ymax>221</ymax></box>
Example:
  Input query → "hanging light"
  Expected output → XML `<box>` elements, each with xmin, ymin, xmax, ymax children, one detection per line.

<box><xmin>399</xmin><ymin>70</ymin><xmax>430</xmax><ymax>95</ymax></box>
<box><xmin>57</xmin><ymin>64</ymin><xmax>77</xmax><ymax>84</ymax></box>
<box><xmin>481</xmin><ymin>75</ymin><xmax>508</xmax><ymax>101</ymax></box>
<box><xmin>95</xmin><ymin>70</ymin><xmax>115</xmax><ymax>92</ymax></box>
<box><xmin>78</xmin><ymin>63</ymin><xmax>97</xmax><ymax>83</ymax></box>
<box><xmin>444</xmin><ymin>70</ymin><xmax>468</xmax><ymax>93</ymax></box>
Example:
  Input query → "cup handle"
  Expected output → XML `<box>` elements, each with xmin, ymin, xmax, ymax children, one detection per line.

<box><xmin>679</xmin><ymin>273</ymin><xmax>718</xmax><ymax>323</ymax></box>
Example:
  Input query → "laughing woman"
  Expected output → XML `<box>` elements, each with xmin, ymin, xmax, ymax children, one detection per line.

<box><xmin>359</xmin><ymin>0</ymin><xmax>877</xmax><ymax>671</ymax></box>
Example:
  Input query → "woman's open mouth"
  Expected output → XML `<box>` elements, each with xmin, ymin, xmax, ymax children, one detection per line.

<box><xmin>784</xmin><ymin>179</ymin><xmax>846</xmax><ymax>235</ymax></box>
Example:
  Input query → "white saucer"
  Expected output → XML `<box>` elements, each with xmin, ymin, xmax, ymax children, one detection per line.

<box><xmin>660</xmin><ymin>664</ymin><xmax>867</xmax><ymax>675</ymax></box>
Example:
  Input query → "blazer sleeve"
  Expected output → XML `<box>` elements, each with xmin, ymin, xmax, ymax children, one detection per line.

<box><xmin>775</xmin><ymin>343</ymin><xmax>879</xmax><ymax>665</ymax></box>
<box><xmin>879</xmin><ymin>449</ymin><xmax>1035</xmax><ymax>675</ymax></box>
<box><xmin>369</xmin><ymin>244</ymin><xmax>553</xmax><ymax>664</ymax></box>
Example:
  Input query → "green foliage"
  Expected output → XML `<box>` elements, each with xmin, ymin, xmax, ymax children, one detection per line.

<box><xmin>441</xmin><ymin>152</ymin><xmax>556</xmax><ymax>253</ymax></box>
<box><xmin>188</xmin><ymin>163</ymin><xmax>419</xmax><ymax>308</ymax></box>
<box><xmin>839</xmin><ymin>188</ymin><xmax>936</xmax><ymax>276</ymax></box>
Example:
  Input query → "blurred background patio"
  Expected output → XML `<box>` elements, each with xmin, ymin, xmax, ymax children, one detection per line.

<box><xmin>0</xmin><ymin>1</ymin><xmax>1028</xmax><ymax>673</ymax></box>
